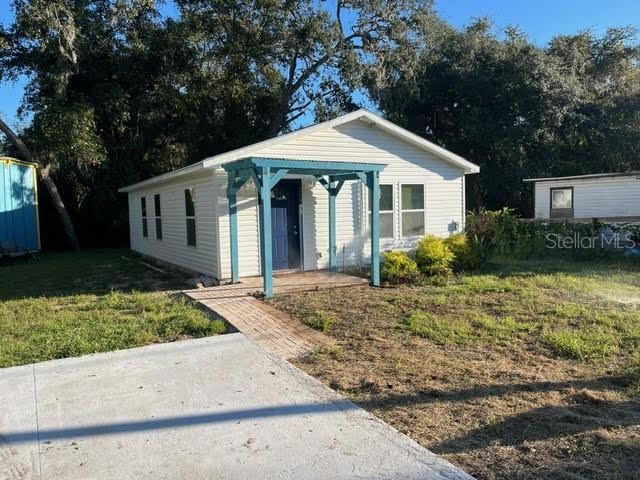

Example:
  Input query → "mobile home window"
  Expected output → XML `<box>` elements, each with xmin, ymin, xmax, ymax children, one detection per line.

<box><xmin>551</xmin><ymin>188</ymin><xmax>573</xmax><ymax>209</ymax></box>
<box><xmin>185</xmin><ymin>188</ymin><xmax>196</xmax><ymax>247</ymax></box>
<box><xmin>154</xmin><ymin>194</ymin><xmax>162</xmax><ymax>240</ymax></box>
<box><xmin>141</xmin><ymin>197</ymin><xmax>148</xmax><ymax>238</ymax></box>
<box><xmin>368</xmin><ymin>184</ymin><xmax>394</xmax><ymax>239</ymax></box>
<box><xmin>550</xmin><ymin>187</ymin><xmax>574</xmax><ymax>218</ymax></box>
<box><xmin>401</xmin><ymin>184</ymin><xmax>425</xmax><ymax>237</ymax></box>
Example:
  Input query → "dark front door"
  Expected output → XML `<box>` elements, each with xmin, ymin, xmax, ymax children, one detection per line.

<box><xmin>270</xmin><ymin>179</ymin><xmax>301</xmax><ymax>270</ymax></box>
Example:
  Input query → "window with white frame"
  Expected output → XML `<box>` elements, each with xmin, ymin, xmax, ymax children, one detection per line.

<box><xmin>185</xmin><ymin>188</ymin><xmax>196</xmax><ymax>247</ymax></box>
<box><xmin>367</xmin><ymin>184</ymin><xmax>394</xmax><ymax>239</ymax></box>
<box><xmin>401</xmin><ymin>184</ymin><xmax>425</xmax><ymax>237</ymax></box>
<box><xmin>154</xmin><ymin>194</ymin><xmax>162</xmax><ymax>240</ymax></box>
<box><xmin>140</xmin><ymin>197</ymin><xmax>148</xmax><ymax>238</ymax></box>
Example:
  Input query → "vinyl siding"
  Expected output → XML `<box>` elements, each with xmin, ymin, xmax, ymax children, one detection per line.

<box><xmin>128</xmin><ymin>171</ymin><xmax>219</xmax><ymax>277</ymax></box>
<box><xmin>534</xmin><ymin>176</ymin><xmax>640</xmax><ymax>219</ymax></box>
<box><xmin>218</xmin><ymin>119</ymin><xmax>466</xmax><ymax>275</ymax></box>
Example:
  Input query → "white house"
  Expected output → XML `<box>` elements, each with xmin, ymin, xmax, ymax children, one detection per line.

<box><xmin>120</xmin><ymin>109</ymin><xmax>479</xmax><ymax>296</ymax></box>
<box><xmin>524</xmin><ymin>172</ymin><xmax>640</xmax><ymax>221</ymax></box>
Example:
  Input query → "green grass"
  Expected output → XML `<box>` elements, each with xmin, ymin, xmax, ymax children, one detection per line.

<box><xmin>0</xmin><ymin>250</ymin><xmax>226</xmax><ymax>367</ymax></box>
<box><xmin>276</xmin><ymin>258</ymin><xmax>640</xmax><ymax>364</ymax></box>
<box><xmin>303</xmin><ymin>310</ymin><xmax>339</xmax><ymax>333</ymax></box>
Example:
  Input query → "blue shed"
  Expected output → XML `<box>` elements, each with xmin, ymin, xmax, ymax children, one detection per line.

<box><xmin>0</xmin><ymin>157</ymin><xmax>40</xmax><ymax>255</ymax></box>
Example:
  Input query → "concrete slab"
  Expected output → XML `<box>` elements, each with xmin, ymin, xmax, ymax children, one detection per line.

<box><xmin>1</xmin><ymin>334</ymin><xmax>472</xmax><ymax>479</ymax></box>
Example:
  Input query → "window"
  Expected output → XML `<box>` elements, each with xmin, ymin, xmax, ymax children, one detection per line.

<box><xmin>368</xmin><ymin>184</ymin><xmax>394</xmax><ymax>239</ymax></box>
<box><xmin>551</xmin><ymin>188</ymin><xmax>572</xmax><ymax>209</ymax></box>
<box><xmin>550</xmin><ymin>187</ymin><xmax>574</xmax><ymax>218</ymax></box>
<box><xmin>141</xmin><ymin>197</ymin><xmax>148</xmax><ymax>238</ymax></box>
<box><xmin>154</xmin><ymin>194</ymin><xmax>162</xmax><ymax>240</ymax></box>
<box><xmin>185</xmin><ymin>188</ymin><xmax>196</xmax><ymax>247</ymax></box>
<box><xmin>401</xmin><ymin>184</ymin><xmax>425</xmax><ymax>237</ymax></box>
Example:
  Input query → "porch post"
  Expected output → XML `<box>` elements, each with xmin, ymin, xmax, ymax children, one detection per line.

<box><xmin>368</xmin><ymin>171</ymin><xmax>381</xmax><ymax>286</ymax></box>
<box><xmin>227</xmin><ymin>171</ymin><xmax>240</xmax><ymax>284</ymax></box>
<box><xmin>328</xmin><ymin>175</ymin><xmax>337</xmax><ymax>272</ymax></box>
<box><xmin>258</xmin><ymin>166</ymin><xmax>273</xmax><ymax>298</ymax></box>
<box><xmin>229</xmin><ymin>191</ymin><xmax>239</xmax><ymax>283</ymax></box>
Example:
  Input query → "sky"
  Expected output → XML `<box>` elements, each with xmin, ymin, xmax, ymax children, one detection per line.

<box><xmin>2</xmin><ymin>0</ymin><xmax>640</xmax><ymax>130</ymax></box>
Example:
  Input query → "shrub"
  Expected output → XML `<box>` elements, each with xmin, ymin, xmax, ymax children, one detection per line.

<box><xmin>464</xmin><ymin>208</ymin><xmax>626</xmax><ymax>260</ymax></box>
<box><xmin>415</xmin><ymin>235</ymin><xmax>454</xmax><ymax>276</ymax></box>
<box><xmin>444</xmin><ymin>233</ymin><xmax>482</xmax><ymax>271</ymax></box>
<box><xmin>381</xmin><ymin>251</ymin><xmax>420</xmax><ymax>284</ymax></box>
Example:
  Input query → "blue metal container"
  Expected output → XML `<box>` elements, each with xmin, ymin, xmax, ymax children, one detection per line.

<box><xmin>0</xmin><ymin>157</ymin><xmax>40</xmax><ymax>255</ymax></box>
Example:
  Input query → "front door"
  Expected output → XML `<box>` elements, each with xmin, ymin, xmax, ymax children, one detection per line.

<box><xmin>270</xmin><ymin>179</ymin><xmax>301</xmax><ymax>270</ymax></box>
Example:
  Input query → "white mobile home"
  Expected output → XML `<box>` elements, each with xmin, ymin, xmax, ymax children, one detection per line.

<box><xmin>120</xmin><ymin>110</ymin><xmax>479</xmax><ymax>296</ymax></box>
<box><xmin>524</xmin><ymin>172</ymin><xmax>640</xmax><ymax>221</ymax></box>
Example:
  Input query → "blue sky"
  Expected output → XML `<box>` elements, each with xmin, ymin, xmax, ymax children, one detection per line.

<box><xmin>2</xmin><ymin>0</ymin><xmax>640</xmax><ymax>130</ymax></box>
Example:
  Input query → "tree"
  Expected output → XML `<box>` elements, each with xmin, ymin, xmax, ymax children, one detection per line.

<box><xmin>1</xmin><ymin>0</ymin><xmax>436</xmax><ymax>246</ymax></box>
<box><xmin>175</xmin><ymin>0</ymin><xmax>434</xmax><ymax>138</ymax></box>
<box><xmin>368</xmin><ymin>19</ymin><xmax>640</xmax><ymax>214</ymax></box>
<box><xmin>0</xmin><ymin>116</ymin><xmax>80</xmax><ymax>249</ymax></box>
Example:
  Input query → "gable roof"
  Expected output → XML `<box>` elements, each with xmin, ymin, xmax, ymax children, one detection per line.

<box><xmin>120</xmin><ymin>109</ymin><xmax>479</xmax><ymax>192</ymax></box>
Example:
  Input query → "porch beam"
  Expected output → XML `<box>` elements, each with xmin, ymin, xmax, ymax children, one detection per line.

<box><xmin>367</xmin><ymin>171</ymin><xmax>381</xmax><ymax>286</ymax></box>
<box><xmin>314</xmin><ymin>175</ymin><xmax>330</xmax><ymax>190</ymax></box>
<box><xmin>354</xmin><ymin>171</ymin><xmax>368</xmax><ymax>185</ymax></box>
<box><xmin>251</xmin><ymin>157</ymin><xmax>385</xmax><ymax>172</ymax></box>
<box><xmin>258</xmin><ymin>166</ymin><xmax>274</xmax><ymax>298</ymax></box>
<box><xmin>267</xmin><ymin>168</ymin><xmax>290</xmax><ymax>189</ymax></box>
<box><xmin>249</xmin><ymin>169</ymin><xmax>262</xmax><ymax>191</ymax></box>
<box><xmin>328</xmin><ymin>175</ymin><xmax>337</xmax><ymax>272</ymax></box>
<box><xmin>227</xmin><ymin>171</ymin><xmax>241</xmax><ymax>284</ymax></box>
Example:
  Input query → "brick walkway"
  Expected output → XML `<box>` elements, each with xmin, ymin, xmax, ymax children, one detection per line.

<box><xmin>183</xmin><ymin>271</ymin><xmax>369</xmax><ymax>359</ymax></box>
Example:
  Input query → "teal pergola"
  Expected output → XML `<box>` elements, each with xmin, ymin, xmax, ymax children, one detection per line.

<box><xmin>223</xmin><ymin>157</ymin><xmax>386</xmax><ymax>298</ymax></box>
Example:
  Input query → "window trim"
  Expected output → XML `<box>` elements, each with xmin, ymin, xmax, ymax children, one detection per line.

<box><xmin>185</xmin><ymin>187</ymin><xmax>197</xmax><ymax>247</ymax></box>
<box><xmin>366</xmin><ymin>183</ymin><xmax>396</xmax><ymax>240</ymax></box>
<box><xmin>141</xmin><ymin>196</ymin><xmax>148</xmax><ymax>238</ymax></box>
<box><xmin>399</xmin><ymin>182</ymin><xmax>427</xmax><ymax>238</ymax></box>
<box><xmin>549</xmin><ymin>186</ymin><xmax>574</xmax><ymax>218</ymax></box>
<box><xmin>154</xmin><ymin>193</ymin><xmax>162</xmax><ymax>240</ymax></box>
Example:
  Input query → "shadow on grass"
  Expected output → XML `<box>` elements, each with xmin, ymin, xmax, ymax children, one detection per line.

<box><xmin>431</xmin><ymin>396</ymin><xmax>640</xmax><ymax>454</ymax></box>
<box><xmin>0</xmin><ymin>249</ymin><xmax>191</xmax><ymax>301</ymax></box>
<box><xmin>354</xmin><ymin>370</ymin><xmax>640</xmax><ymax>455</ymax></box>
<box><xmin>481</xmin><ymin>255</ymin><xmax>640</xmax><ymax>278</ymax></box>
<box><xmin>356</xmin><ymin>372</ymin><xmax>640</xmax><ymax>412</ymax></box>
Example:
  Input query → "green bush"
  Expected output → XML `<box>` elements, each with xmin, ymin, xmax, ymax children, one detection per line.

<box><xmin>381</xmin><ymin>251</ymin><xmax>420</xmax><ymax>284</ymax></box>
<box><xmin>444</xmin><ymin>233</ymin><xmax>482</xmax><ymax>271</ymax></box>
<box><xmin>415</xmin><ymin>235</ymin><xmax>454</xmax><ymax>276</ymax></box>
<box><xmin>464</xmin><ymin>208</ymin><xmax>624</xmax><ymax>260</ymax></box>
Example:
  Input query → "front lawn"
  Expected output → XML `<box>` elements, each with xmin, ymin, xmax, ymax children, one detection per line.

<box><xmin>0</xmin><ymin>250</ymin><xmax>225</xmax><ymax>368</ymax></box>
<box><xmin>271</xmin><ymin>259</ymin><xmax>640</xmax><ymax>480</ymax></box>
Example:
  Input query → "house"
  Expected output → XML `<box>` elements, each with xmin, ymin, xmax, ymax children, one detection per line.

<box><xmin>524</xmin><ymin>172</ymin><xmax>640</xmax><ymax>221</ymax></box>
<box><xmin>120</xmin><ymin>110</ymin><xmax>479</xmax><ymax>296</ymax></box>
<box><xmin>0</xmin><ymin>156</ymin><xmax>40</xmax><ymax>256</ymax></box>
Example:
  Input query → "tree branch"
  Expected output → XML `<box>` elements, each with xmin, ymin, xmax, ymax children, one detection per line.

<box><xmin>0</xmin><ymin>116</ymin><xmax>80</xmax><ymax>249</ymax></box>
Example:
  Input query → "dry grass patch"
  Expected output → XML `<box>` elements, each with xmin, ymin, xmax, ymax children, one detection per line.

<box><xmin>270</xmin><ymin>259</ymin><xmax>640</xmax><ymax>480</ymax></box>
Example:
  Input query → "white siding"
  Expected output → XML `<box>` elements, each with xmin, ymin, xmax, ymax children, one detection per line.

<box><xmin>128</xmin><ymin>171</ymin><xmax>219</xmax><ymax>277</ymax></box>
<box><xmin>215</xmin><ymin>119</ymin><xmax>466</xmax><ymax>276</ymax></box>
<box><xmin>216</xmin><ymin>171</ymin><xmax>262</xmax><ymax>278</ymax></box>
<box><xmin>127</xmin><ymin>119</ymin><xmax>469</xmax><ymax>280</ymax></box>
<box><xmin>534</xmin><ymin>176</ymin><xmax>640</xmax><ymax>219</ymax></box>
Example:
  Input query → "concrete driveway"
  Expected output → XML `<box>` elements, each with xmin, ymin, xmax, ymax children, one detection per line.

<box><xmin>1</xmin><ymin>334</ymin><xmax>472</xmax><ymax>479</ymax></box>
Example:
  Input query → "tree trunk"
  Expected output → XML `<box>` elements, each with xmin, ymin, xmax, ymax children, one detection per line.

<box><xmin>0</xmin><ymin>117</ymin><xmax>80</xmax><ymax>250</ymax></box>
